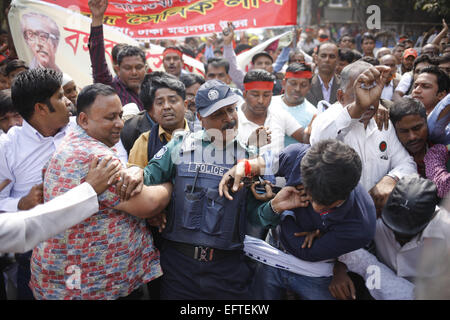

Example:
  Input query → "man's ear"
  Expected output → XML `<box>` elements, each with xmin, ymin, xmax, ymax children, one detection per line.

<box><xmin>337</xmin><ymin>89</ymin><xmax>344</xmax><ymax>104</ymax></box>
<box><xmin>34</xmin><ymin>102</ymin><xmax>49</xmax><ymax>117</ymax></box>
<box><xmin>196</xmin><ymin>112</ymin><xmax>202</xmax><ymax>121</ymax></box>
<box><xmin>77</xmin><ymin>112</ymin><xmax>89</xmax><ymax>130</ymax></box>
<box><xmin>113</xmin><ymin>64</ymin><xmax>120</xmax><ymax>75</ymax></box>
<box><xmin>183</xmin><ymin>99</ymin><xmax>189</xmax><ymax>111</ymax></box>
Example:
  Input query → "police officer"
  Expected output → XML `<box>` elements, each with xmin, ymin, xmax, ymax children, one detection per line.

<box><xmin>143</xmin><ymin>80</ymin><xmax>277</xmax><ymax>299</ymax></box>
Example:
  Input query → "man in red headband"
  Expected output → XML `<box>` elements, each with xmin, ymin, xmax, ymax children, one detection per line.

<box><xmin>236</xmin><ymin>69</ymin><xmax>310</xmax><ymax>156</ymax></box>
<box><xmin>270</xmin><ymin>63</ymin><xmax>317</xmax><ymax>147</ymax></box>
<box><xmin>162</xmin><ymin>46</ymin><xmax>187</xmax><ymax>78</ymax></box>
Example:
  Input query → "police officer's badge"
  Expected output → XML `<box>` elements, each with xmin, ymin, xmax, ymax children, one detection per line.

<box><xmin>208</xmin><ymin>89</ymin><xmax>219</xmax><ymax>101</ymax></box>
<box><xmin>154</xmin><ymin>145</ymin><xmax>168</xmax><ymax>160</ymax></box>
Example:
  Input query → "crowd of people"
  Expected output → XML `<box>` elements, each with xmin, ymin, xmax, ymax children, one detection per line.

<box><xmin>0</xmin><ymin>0</ymin><xmax>449</xmax><ymax>300</ymax></box>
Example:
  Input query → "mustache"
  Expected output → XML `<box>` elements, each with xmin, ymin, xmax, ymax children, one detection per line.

<box><xmin>222</xmin><ymin>120</ymin><xmax>237</xmax><ymax>131</ymax></box>
<box><xmin>406</xmin><ymin>139</ymin><xmax>422</xmax><ymax>146</ymax></box>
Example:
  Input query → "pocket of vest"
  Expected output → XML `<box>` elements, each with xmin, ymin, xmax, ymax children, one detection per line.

<box><xmin>201</xmin><ymin>188</ymin><xmax>225</xmax><ymax>235</ymax></box>
<box><xmin>182</xmin><ymin>185</ymin><xmax>205</xmax><ymax>230</ymax></box>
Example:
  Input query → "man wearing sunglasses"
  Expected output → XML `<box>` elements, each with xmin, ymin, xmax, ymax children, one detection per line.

<box><xmin>20</xmin><ymin>12</ymin><xmax>61</xmax><ymax>73</ymax></box>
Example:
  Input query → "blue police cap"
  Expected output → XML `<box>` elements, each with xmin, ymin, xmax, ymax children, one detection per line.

<box><xmin>195</xmin><ymin>80</ymin><xmax>240</xmax><ymax>117</ymax></box>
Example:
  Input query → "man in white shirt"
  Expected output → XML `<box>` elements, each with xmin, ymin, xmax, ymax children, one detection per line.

<box><xmin>0</xmin><ymin>156</ymin><xmax>121</xmax><ymax>254</ymax></box>
<box><xmin>269</xmin><ymin>62</ymin><xmax>317</xmax><ymax>147</ymax></box>
<box><xmin>236</xmin><ymin>69</ymin><xmax>308</xmax><ymax>156</ymax></box>
<box><xmin>375</xmin><ymin>175</ymin><xmax>449</xmax><ymax>290</ymax></box>
<box><xmin>310</xmin><ymin>61</ymin><xmax>417</xmax><ymax>216</ymax></box>
<box><xmin>379</xmin><ymin>54</ymin><xmax>400</xmax><ymax>101</ymax></box>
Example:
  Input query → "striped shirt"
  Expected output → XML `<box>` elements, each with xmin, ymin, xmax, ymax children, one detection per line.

<box><xmin>88</xmin><ymin>25</ymin><xmax>144</xmax><ymax>110</ymax></box>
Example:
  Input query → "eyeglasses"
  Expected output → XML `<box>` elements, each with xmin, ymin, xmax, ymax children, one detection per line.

<box><xmin>23</xmin><ymin>30</ymin><xmax>58</xmax><ymax>43</ymax></box>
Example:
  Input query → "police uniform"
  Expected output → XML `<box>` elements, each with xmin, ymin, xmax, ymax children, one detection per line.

<box><xmin>143</xmin><ymin>80</ymin><xmax>279</xmax><ymax>299</ymax></box>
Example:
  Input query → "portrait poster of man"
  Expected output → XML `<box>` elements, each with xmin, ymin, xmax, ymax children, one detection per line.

<box><xmin>20</xmin><ymin>12</ymin><xmax>62</xmax><ymax>72</ymax></box>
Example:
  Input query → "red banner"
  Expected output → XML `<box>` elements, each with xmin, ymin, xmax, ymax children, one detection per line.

<box><xmin>41</xmin><ymin>0</ymin><xmax>297</xmax><ymax>39</ymax></box>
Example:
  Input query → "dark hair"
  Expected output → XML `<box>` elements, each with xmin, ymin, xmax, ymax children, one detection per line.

<box><xmin>235</xmin><ymin>44</ymin><xmax>252</xmax><ymax>55</ymax></box>
<box><xmin>111</xmin><ymin>43</ymin><xmax>128</xmax><ymax>65</ymax></box>
<box><xmin>205</xmin><ymin>57</ymin><xmax>230</xmax><ymax>75</ymax></box>
<box><xmin>288</xmin><ymin>49</ymin><xmax>305</xmax><ymax>64</ymax></box>
<box><xmin>390</xmin><ymin>97</ymin><xmax>427</xmax><ymax>125</ymax></box>
<box><xmin>5</xmin><ymin>59</ymin><xmax>29</xmax><ymax>76</ymax></box>
<box><xmin>413</xmin><ymin>54</ymin><xmax>437</xmax><ymax>71</ymax></box>
<box><xmin>76</xmin><ymin>83</ymin><xmax>117</xmax><ymax>116</ymax></box>
<box><xmin>338</xmin><ymin>48</ymin><xmax>358</xmax><ymax>64</ymax></box>
<box><xmin>417</xmin><ymin>66</ymin><xmax>450</xmax><ymax>94</ymax></box>
<box><xmin>117</xmin><ymin>45</ymin><xmax>146</xmax><ymax>66</ymax></box>
<box><xmin>251</xmin><ymin>51</ymin><xmax>273</xmax><ymax>64</ymax></box>
<box><xmin>301</xmin><ymin>139</ymin><xmax>362</xmax><ymax>206</ymax></box>
<box><xmin>139</xmin><ymin>72</ymin><xmax>185</xmax><ymax>111</ymax></box>
<box><xmin>436</xmin><ymin>54</ymin><xmax>450</xmax><ymax>65</ymax></box>
<box><xmin>285</xmin><ymin>62</ymin><xmax>312</xmax><ymax>84</ymax></box>
<box><xmin>180</xmin><ymin>73</ymin><xmax>205</xmax><ymax>89</ymax></box>
<box><xmin>359</xmin><ymin>56</ymin><xmax>379</xmax><ymax>66</ymax></box>
<box><xmin>0</xmin><ymin>89</ymin><xmax>15</xmax><ymax>117</ymax></box>
<box><xmin>339</xmin><ymin>34</ymin><xmax>355</xmax><ymax>44</ymax></box>
<box><xmin>180</xmin><ymin>45</ymin><xmax>196</xmax><ymax>58</ymax></box>
<box><xmin>11</xmin><ymin>68</ymin><xmax>62</xmax><ymax>121</ymax></box>
<box><xmin>243</xmin><ymin>69</ymin><xmax>275</xmax><ymax>84</ymax></box>
<box><xmin>213</xmin><ymin>48</ymin><xmax>223</xmax><ymax>56</ymax></box>
<box><xmin>361</xmin><ymin>32</ymin><xmax>375</xmax><ymax>42</ymax></box>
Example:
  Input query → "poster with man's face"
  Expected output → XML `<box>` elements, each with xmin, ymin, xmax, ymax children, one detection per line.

<box><xmin>21</xmin><ymin>12</ymin><xmax>61</xmax><ymax>72</ymax></box>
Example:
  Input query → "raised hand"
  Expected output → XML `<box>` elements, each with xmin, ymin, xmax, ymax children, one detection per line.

<box><xmin>88</xmin><ymin>0</ymin><xmax>108</xmax><ymax>26</ymax></box>
<box><xmin>354</xmin><ymin>66</ymin><xmax>391</xmax><ymax>114</ymax></box>
<box><xmin>222</xmin><ymin>21</ymin><xmax>235</xmax><ymax>46</ymax></box>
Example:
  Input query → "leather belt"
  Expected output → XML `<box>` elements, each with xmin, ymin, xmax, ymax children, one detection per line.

<box><xmin>166</xmin><ymin>240</ymin><xmax>234</xmax><ymax>262</ymax></box>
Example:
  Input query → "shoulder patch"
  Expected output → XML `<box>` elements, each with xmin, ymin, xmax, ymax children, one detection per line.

<box><xmin>153</xmin><ymin>145</ymin><xmax>168</xmax><ymax>160</ymax></box>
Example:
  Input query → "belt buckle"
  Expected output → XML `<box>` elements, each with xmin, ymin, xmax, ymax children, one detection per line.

<box><xmin>194</xmin><ymin>246</ymin><xmax>214</xmax><ymax>261</ymax></box>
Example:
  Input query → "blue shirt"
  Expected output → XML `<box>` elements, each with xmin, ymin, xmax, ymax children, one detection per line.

<box><xmin>280</xmin><ymin>184</ymin><xmax>376</xmax><ymax>262</ymax></box>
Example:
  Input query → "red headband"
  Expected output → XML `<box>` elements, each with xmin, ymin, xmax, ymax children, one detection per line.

<box><xmin>285</xmin><ymin>71</ymin><xmax>313</xmax><ymax>79</ymax></box>
<box><xmin>163</xmin><ymin>48</ymin><xmax>183</xmax><ymax>58</ymax></box>
<box><xmin>244</xmin><ymin>81</ymin><xmax>274</xmax><ymax>91</ymax></box>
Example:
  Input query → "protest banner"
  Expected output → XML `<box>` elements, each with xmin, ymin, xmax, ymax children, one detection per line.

<box><xmin>8</xmin><ymin>0</ymin><xmax>204</xmax><ymax>88</ymax></box>
<box><xmin>39</xmin><ymin>0</ymin><xmax>297</xmax><ymax>39</ymax></box>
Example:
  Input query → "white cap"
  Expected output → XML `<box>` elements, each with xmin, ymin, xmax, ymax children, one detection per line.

<box><xmin>62</xmin><ymin>73</ymin><xmax>73</xmax><ymax>87</ymax></box>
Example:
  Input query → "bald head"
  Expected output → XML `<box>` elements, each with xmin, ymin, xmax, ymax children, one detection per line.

<box><xmin>422</xmin><ymin>44</ymin><xmax>440</xmax><ymax>57</ymax></box>
<box><xmin>376</xmin><ymin>47</ymin><xmax>391</xmax><ymax>59</ymax></box>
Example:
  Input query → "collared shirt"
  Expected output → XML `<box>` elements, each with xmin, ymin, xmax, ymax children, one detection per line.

<box><xmin>236</xmin><ymin>102</ymin><xmax>302</xmax><ymax>155</ymax></box>
<box><xmin>0</xmin><ymin>118</ymin><xmax>127</xmax><ymax>213</ymax></box>
<box><xmin>0</xmin><ymin>120</ymin><xmax>69</xmax><ymax>212</ymax></box>
<box><xmin>374</xmin><ymin>206</ymin><xmax>450</xmax><ymax>282</ymax></box>
<box><xmin>30</xmin><ymin>125</ymin><xmax>161</xmax><ymax>300</ymax></box>
<box><xmin>310</xmin><ymin>102</ymin><xmax>417</xmax><ymax>191</ymax></box>
<box><xmin>381</xmin><ymin>80</ymin><xmax>395</xmax><ymax>101</ymax></box>
<box><xmin>128</xmin><ymin>119</ymin><xmax>190</xmax><ymax>169</ymax></box>
<box><xmin>317</xmin><ymin>74</ymin><xmax>334</xmax><ymax>103</ymax></box>
<box><xmin>89</xmin><ymin>25</ymin><xmax>143</xmax><ymax>110</ymax></box>
<box><xmin>270</xmin><ymin>95</ymin><xmax>318</xmax><ymax>147</ymax></box>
